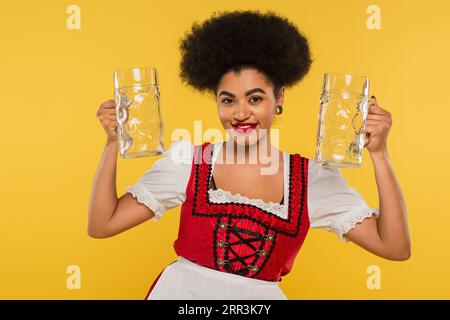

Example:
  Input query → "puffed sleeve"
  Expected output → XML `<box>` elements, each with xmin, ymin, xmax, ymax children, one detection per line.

<box><xmin>124</xmin><ymin>139</ymin><xmax>194</xmax><ymax>221</ymax></box>
<box><xmin>308</xmin><ymin>158</ymin><xmax>380</xmax><ymax>242</ymax></box>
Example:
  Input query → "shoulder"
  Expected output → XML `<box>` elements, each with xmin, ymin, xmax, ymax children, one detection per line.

<box><xmin>164</xmin><ymin>139</ymin><xmax>195</xmax><ymax>165</ymax></box>
<box><xmin>125</xmin><ymin>139</ymin><xmax>196</xmax><ymax>219</ymax></box>
<box><xmin>286</xmin><ymin>154</ymin><xmax>340</xmax><ymax>179</ymax></box>
<box><xmin>307</xmin><ymin>157</ymin><xmax>342</xmax><ymax>181</ymax></box>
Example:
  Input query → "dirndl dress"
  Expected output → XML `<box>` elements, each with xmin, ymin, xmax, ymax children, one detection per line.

<box><xmin>145</xmin><ymin>142</ymin><xmax>309</xmax><ymax>299</ymax></box>
<box><xmin>125</xmin><ymin>140</ymin><xmax>380</xmax><ymax>299</ymax></box>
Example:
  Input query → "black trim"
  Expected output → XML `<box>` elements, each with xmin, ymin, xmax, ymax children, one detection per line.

<box><xmin>212</xmin><ymin>217</ymin><xmax>220</xmax><ymax>271</ymax></box>
<box><xmin>206</xmin><ymin>145</ymin><xmax>290</xmax><ymax>219</ymax></box>
<box><xmin>224</xmin><ymin>216</ymin><xmax>232</xmax><ymax>272</ymax></box>
<box><xmin>191</xmin><ymin>143</ymin><xmax>308</xmax><ymax>279</ymax></box>
<box><xmin>248</xmin><ymin>225</ymin><xmax>268</xmax><ymax>278</ymax></box>
<box><xmin>210</xmin><ymin>170</ymin><xmax>284</xmax><ymax>205</ymax></box>
<box><xmin>192</xmin><ymin>143</ymin><xmax>307</xmax><ymax>238</ymax></box>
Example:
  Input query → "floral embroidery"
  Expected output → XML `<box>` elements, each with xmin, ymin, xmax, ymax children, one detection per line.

<box><xmin>208</xmin><ymin>188</ymin><xmax>286</xmax><ymax>218</ymax></box>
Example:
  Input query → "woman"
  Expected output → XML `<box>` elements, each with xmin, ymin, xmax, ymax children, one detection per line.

<box><xmin>89</xmin><ymin>10</ymin><xmax>411</xmax><ymax>300</ymax></box>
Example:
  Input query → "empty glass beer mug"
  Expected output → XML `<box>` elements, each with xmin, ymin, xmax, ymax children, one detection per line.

<box><xmin>113</xmin><ymin>67</ymin><xmax>165</xmax><ymax>158</ymax></box>
<box><xmin>315</xmin><ymin>73</ymin><xmax>370</xmax><ymax>168</ymax></box>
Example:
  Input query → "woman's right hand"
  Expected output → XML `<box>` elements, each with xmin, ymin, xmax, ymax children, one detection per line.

<box><xmin>96</xmin><ymin>99</ymin><xmax>118</xmax><ymax>143</ymax></box>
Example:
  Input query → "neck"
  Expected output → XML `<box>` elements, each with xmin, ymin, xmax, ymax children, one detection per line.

<box><xmin>221</xmin><ymin>134</ymin><xmax>277</xmax><ymax>166</ymax></box>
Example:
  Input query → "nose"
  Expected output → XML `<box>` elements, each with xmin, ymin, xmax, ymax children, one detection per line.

<box><xmin>233</xmin><ymin>101</ymin><xmax>251</xmax><ymax>121</ymax></box>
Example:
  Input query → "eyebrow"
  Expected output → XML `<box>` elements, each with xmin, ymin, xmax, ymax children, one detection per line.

<box><xmin>218</xmin><ymin>88</ymin><xmax>266</xmax><ymax>98</ymax></box>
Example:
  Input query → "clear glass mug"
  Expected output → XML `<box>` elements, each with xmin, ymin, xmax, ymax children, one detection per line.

<box><xmin>113</xmin><ymin>67</ymin><xmax>165</xmax><ymax>158</ymax></box>
<box><xmin>315</xmin><ymin>73</ymin><xmax>370</xmax><ymax>168</ymax></box>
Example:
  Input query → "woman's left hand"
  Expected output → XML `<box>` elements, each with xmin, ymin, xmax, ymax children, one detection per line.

<box><xmin>364</xmin><ymin>96</ymin><xmax>392</xmax><ymax>155</ymax></box>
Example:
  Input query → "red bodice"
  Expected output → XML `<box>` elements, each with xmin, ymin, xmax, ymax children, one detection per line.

<box><xmin>173</xmin><ymin>142</ymin><xmax>310</xmax><ymax>282</ymax></box>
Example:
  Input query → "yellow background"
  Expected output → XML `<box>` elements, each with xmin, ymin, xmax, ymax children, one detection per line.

<box><xmin>0</xmin><ymin>0</ymin><xmax>448</xmax><ymax>299</ymax></box>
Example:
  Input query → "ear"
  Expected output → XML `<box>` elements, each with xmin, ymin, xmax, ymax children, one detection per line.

<box><xmin>276</xmin><ymin>87</ymin><xmax>285</xmax><ymax>105</ymax></box>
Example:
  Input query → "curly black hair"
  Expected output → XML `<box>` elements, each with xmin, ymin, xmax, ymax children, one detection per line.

<box><xmin>179</xmin><ymin>10</ymin><xmax>313</xmax><ymax>99</ymax></box>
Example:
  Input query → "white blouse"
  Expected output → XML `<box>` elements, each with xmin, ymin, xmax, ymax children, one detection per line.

<box><xmin>125</xmin><ymin>139</ymin><xmax>379</xmax><ymax>243</ymax></box>
<box><xmin>126</xmin><ymin>139</ymin><xmax>379</xmax><ymax>299</ymax></box>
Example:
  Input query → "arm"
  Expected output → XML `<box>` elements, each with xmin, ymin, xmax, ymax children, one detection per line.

<box><xmin>344</xmin><ymin>97</ymin><xmax>411</xmax><ymax>260</ymax></box>
<box><xmin>87</xmin><ymin>140</ymin><xmax>155</xmax><ymax>238</ymax></box>
<box><xmin>344</xmin><ymin>151</ymin><xmax>411</xmax><ymax>260</ymax></box>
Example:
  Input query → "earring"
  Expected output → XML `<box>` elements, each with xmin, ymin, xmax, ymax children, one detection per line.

<box><xmin>276</xmin><ymin>105</ymin><xmax>283</xmax><ymax>115</ymax></box>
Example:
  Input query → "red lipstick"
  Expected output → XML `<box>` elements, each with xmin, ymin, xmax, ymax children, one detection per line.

<box><xmin>232</xmin><ymin>123</ymin><xmax>257</xmax><ymax>133</ymax></box>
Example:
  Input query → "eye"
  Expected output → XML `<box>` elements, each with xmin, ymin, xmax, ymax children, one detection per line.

<box><xmin>250</xmin><ymin>96</ymin><xmax>263</xmax><ymax>104</ymax></box>
<box><xmin>222</xmin><ymin>98</ymin><xmax>233</xmax><ymax>104</ymax></box>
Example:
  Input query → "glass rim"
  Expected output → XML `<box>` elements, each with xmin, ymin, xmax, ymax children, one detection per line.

<box><xmin>323</xmin><ymin>72</ymin><xmax>369</xmax><ymax>79</ymax></box>
<box><xmin>114</xmin><ymin>66</ymin><xmax>159</xmax><ymax>89</ymax></box>
<box><xmin>114</xmin><ymin>84</ymin><xmax>159</xmax><ymax>90</ymax></box>
<box><xmin>113</xmin><ymin>66</ymin><xmax>158</xmax><ymax>74</ymax></box>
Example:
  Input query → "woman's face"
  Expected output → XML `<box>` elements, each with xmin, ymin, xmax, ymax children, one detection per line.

<box><xmin>215</xmin><ymin>68</ymin><xmax>284</xmax><ymax>147</ymax></box>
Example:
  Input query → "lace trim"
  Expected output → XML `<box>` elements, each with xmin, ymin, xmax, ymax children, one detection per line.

<box><xmin>208</xmin><ymin>187</ymin><xmax>287</xmax><ymax>218</ymax></box>
<box><xmin>335</xmin><ymin>208</ymin><xmax>380</xmax><ymax>242</ymax></box>
<box><xmin>125</xmin><ymin>185</ymin><xmax>163</xmax><ymax>221</ymax></box>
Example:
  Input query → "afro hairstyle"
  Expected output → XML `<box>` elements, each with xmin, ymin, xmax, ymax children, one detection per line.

<box><xmin>178</xmin><ymin>10</ymin><xmax>313</xmax><ymax>99</ymax></box>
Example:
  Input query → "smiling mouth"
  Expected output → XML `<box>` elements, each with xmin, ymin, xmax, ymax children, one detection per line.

<box><xmin>232</xmin><ymin>123</ymin><xmax>257</xmax><ymax>133</ymax></box>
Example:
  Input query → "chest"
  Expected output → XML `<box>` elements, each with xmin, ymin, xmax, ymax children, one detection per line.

<box><xmin>175</xmin><ymin>145</ymin><xmax>310</xmax><ymax>281</ymax></box>
<box><xmin>211</xmin><ymin>163</ymin><xmax>285</xmax><ymax>204</ymax></box>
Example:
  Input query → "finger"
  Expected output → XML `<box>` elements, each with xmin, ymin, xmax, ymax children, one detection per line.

<box><xmin>105</xmin><ymin>110</ymin><xmax>116</xmax><ymax>116</ymax></box>
<box><xmin>365</xmin><ymin>122</ymin><xmax>380</xmax><ymax>128</ymax></box>
<box><xmin>368</xmin><ymin>102</ymin><xmax>386</xmax><ymax>115</ymax></box>
<box><xmin>105</xmin><ymin>115</ymin><xmax>117</xmax><ymax>121</ymax></box>
<box><xmin>364</xmin><ymin>124</ymin><xmax>382</xmax><ymax>135</ymax></box>
<box><xmin>369</xmin><ymin>97</ymin><xmax>390</xmax><ymax>115</ymax></box>
<box><xmin>366</xmin><ymin>118</ymin><xmax>391</xmax><ymax>128</ymax></box>
<box><xmin>101</xmin><ymin>100</ymin><xmax>115</xmax><ymax>109</ymax></box>
<box><xmin>365</xmin><ymin>119</ymin><xmax>385</xmax><ymax>125</ymax></box>
<box><xmin>369</xmin><ymin>96</ymin><xmax>380</xmax><ymax>108</ymax></box>
<box><xmin>370</xmin><ymin>96</ymin><xmax>378</xmax><ymax>105</ymax></box>
<box><xmin>366</xmin><ymin>114</ymin><xmax>387</xmax><ymax>120</ymax></box>
<box><xmin>369</xmin><ymin>105</ymin><xmax>388</xmax><ymax>116</ymax></box>
<box><xmin>104</xmin><ymin>120</ymin><xmax>117</xmax><ymax>129</ymax></box>
<box><xmin>99</xmin><ymin>114</ymin><xmax>117</xmax><ymax>121</ymax></box>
